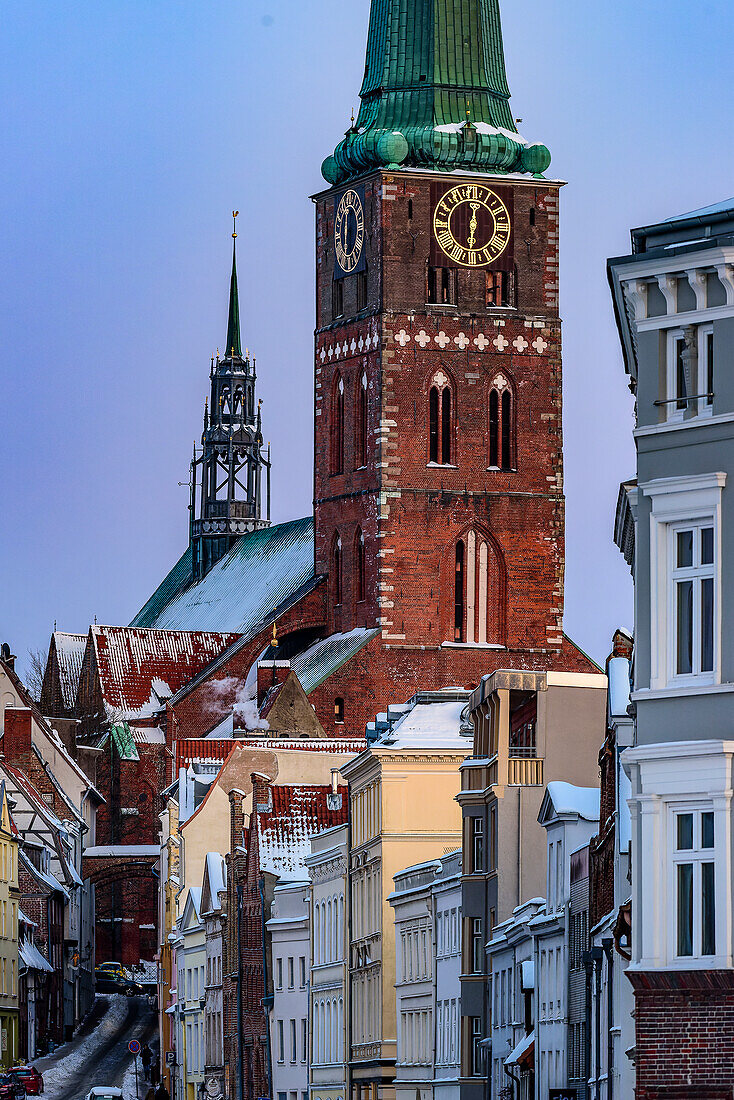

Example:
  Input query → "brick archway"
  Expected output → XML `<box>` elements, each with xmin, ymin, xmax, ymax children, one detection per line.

<box><xmin>83</xmin><ymin>854</ymin><xmax>158</xmax><ymax>965</ymax></box>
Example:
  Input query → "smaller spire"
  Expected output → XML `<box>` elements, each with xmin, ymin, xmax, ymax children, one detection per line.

<box><xmin>226</xmin><ymin>211</ymin><xmax>242</xmax><ymax>358</ymax></box>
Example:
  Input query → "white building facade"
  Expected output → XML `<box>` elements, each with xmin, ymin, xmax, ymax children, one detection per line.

<box><xmin>305</xmin><ymin>824</ymin><xmax>348</xmax><ymax>1100</ymax></box>
<box><xmin>269</xmin><ymin>880</ymin><xmax>310</xmax><ymax>1100</ymax></box>
<box><xmin>202</xmin><ymin>853</ymin><xmax>226</xmax><ymax>1100</ymax></box>
<box><xmin>173</xmin><ymin>887</ymin><xmax>206</xmax><ymax>1100</ymax></box>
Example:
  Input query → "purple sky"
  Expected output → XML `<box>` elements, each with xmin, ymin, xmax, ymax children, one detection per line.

<box><xmin>2</xmin><ymin>0</ymin><xmax>734</xmax><ymax>678</ymax></box>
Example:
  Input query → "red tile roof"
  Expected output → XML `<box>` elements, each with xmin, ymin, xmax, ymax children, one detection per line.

<box><xmin>91</xmin><ymin>627</ymin><xmax>239</xmax><ymax>720</ymax></box>
<box><xmin>176</xmin><ymin>737</ymin><xmax>365</xmax><ymax>773</ymax></box>
<box><xmin>257</xmin><ymin>784</ymin><xmax>348</xmax><ymax>881</ymax></box>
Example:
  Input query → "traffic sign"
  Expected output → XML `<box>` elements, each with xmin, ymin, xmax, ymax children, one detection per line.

<box><xmin>129</xmin><ymin>1039</ymin><xmax>141</xmax><ymax>1055</ymax></box>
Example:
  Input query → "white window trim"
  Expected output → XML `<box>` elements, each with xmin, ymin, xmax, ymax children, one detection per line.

<box><xmin>663</xmin><ymin>326</ymin><xmax>715</xmax><ymax>424</ymax></box>
<box><xmin>668</xmin><ymin>801</ymin><xmax>718</xmax><ymax>964</ymax></box>
<box><xmin>665</xmin><ymin>327</ymin><xmax>687</xmax><ymax>424</ymax></box>
<box><xmin>641</xmin><ymin>472</ymin><xmax>725</xmax><ymax>690</ymax></box>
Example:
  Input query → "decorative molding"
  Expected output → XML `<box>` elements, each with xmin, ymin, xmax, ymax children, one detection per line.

<box><xmin>686</xmin><ymin>268</ymin><xmax>708</xmax><ymax>311</ymax></box>
<box><xmin>715</xmin><ymin>263</ymin><xmax>734</xmax><ymax>306</ymax></box>
<box><xmin>656</xmin><ymin>273</ymin><xmax>678</xmax><ymax>314</ymax></box>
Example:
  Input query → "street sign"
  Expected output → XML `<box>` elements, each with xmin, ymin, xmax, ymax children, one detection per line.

<box><xmin>129</xmin><ymin>1039</ymin><xmax>141</xmax><ymax>1055</ymax></box>
<box><xmin>549</xmin><ymin>1090</ymin><xmax>578</xmax><ymax>1100</ymax></box>
<box><xmin>165</xmin><ymin>1052</ymin><xmax>175</xmax><ymax>1066</ymax></box>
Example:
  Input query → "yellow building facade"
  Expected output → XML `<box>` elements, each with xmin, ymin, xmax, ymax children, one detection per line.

<box><xmin>341</xmin><ymin>691</ymin><xmax>472</xmax><ymax>1100</ymax></box>
<box><xmin>0</xmin><ymin>784</ymin><xmax>19</xmax><ymax>1069</ymax></box>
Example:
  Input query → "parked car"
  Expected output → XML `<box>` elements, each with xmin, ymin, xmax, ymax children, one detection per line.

<box><xmin>94</xmin><ymin>967</ymin><xmax>142</xmax><ymax>997</ymax></box>
<box><xmin>85</xmin><ymin>1088</ymin><xmax>123</xmax><ymax>1100</ymax></box>
<box><xmin>8</xmin><ymin>1068</ymin><xmax>43</xmax><ymax>1095</ymax></box>
<box><xmin>0</xmin><ymin>1074</ymin><xmax>27</xmax><ymax>1100</ymax></box>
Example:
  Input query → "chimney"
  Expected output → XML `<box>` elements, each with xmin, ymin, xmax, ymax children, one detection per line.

<box><xmin>251</xmin><ymin>771</ymin><xmax>272</xmax><ymax>813</ymax></box>
<box><xmin>3</xmin><ymin>708</ymin><xmax>33</xmax><ymax>766</ymax></box>
<box><xmin>229</xmin><ymin>788</ymin><xmax>246</xmax><ymax>855</ymax></box>
<box><xmin>257</xmin><ymin>660</ymin><xmax>291</xmax><ymax>707</ymax></box>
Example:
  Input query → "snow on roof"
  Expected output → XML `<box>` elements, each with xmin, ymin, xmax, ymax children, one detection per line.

<box><xmin>374</xmin><ymin>692</ymin><xmax>472</xmax><ymax>749</ymax></box>
<box><xmin>290</xmin><ymin>629</ymin><xmax>379</xmax><ymax>694</ymax></box>
<box><xmin>83</xmin><ymin>844</ymin><xmax>159</xmax><ymax>858</ymax></box>
<box><xmin>257</xmin><ymin>784</ymin><xmax>348</xmax><ymax>883</ymax></box>
<box><xmin>608</xmin><ymin>657</ymin><xmax>631</xmax><ymax>719</ymax></box>
<box><xmin>543</xmin><ymin>782</ymin><xmax>600</xmax><ymax>823</ymax></box>
<box><xmin>131</xmin><ymin>517</ymin><xmax>316</xmax><ymax>634</ymax></box>
<box><xmin>505</xmin><ymin>1030</ymin><xmax>535</xmax><ymax>1067</ymax></box>
<box><xmin>18</xmin><ymin>849</ymin><xmax>68</xmax><ymax>898</ymax></box>
<box><xmin>203</xmin><ymin>852</ymin><xmax>227</xmax><ymax>913</ymax></box>
<box><xmin>52</xmin><ymin>632</ymin><xmax>86</xmax><ymax>710</ymax></box>
<box><xmin>3</xmin><ymin>762</ymin><xmax>62</xmax><ymax>829</ymax></box>
<box><xmin>20</xmin><ymin>938</ymin><xmax>54</xmax><ymax>973</ymax></box>
<box><xmin>91</xmin><ymin>627</ymin><xmax>238</xmax><ymax>721</ymax></box>
<box><xmin>176</xmin><ymin>737</ymin><xmax>364</xmax><ymax>774</ymax></box>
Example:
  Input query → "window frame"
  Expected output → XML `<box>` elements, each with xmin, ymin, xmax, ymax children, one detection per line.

<box><xmin>669</xmin><ymin>520</ymin><xmax>716</xmax><ymax>681</ymax></box>
<box><xmin>664</xmin><ymin>325</ymin><xmax>715</xmax><ymax>422</ymax></box>
<box><xmin>669</xmin><ymin>803</ymin><xmax>717</xmax><ymax>962</ymax></box>
<box><xmin>642</xmin><ymin>473</ymin><xmax>725</xmax><ymax>691</ymax></box>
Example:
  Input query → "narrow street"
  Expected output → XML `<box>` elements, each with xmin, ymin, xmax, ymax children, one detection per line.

<box><xmin>37</xmin><ymin>996</ymin><xmax>158</xmax><ymax>1100</ymax></box>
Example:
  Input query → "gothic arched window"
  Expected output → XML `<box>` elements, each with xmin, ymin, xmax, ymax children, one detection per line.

<box><xmin>331</xmin><ymin>375</ymin><xmax>345</xmax><ymax>475</ymax></box>
<box><xmin>333</xmin><ymin>535</ymin><xmax>342</xmax><ymax>606</ymax></box>
<box><xmin>356</xmin><ymin>528</ymin><xmax>366</xmax><ymax>603</ymax></box>
<box><xmin>428</xmin><ymin>371</ymin><xmax>453</xmax><ymax>465</ymax></box>
<box><xmin>356</xmin><ymin>372</ymin><xmax>368</xmax><ymax>468</ymax></box>
<box><xmin>449</xmin><ymin>531</ymin><xmax>505</xmax><ymax>645</ymax></box>
<box><xmin>488</xmin><ymin>376</ymin><xmax>514</xmax><ymax>471</ymax></box>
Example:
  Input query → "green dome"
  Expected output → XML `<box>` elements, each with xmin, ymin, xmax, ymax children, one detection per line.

<box><xmin>322</xmin><ymin>0</ymin><xmax>551</xmax><ymax>184</ymax></box>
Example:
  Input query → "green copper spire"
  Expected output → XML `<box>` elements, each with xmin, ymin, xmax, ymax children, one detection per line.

<box><xmin>226</xmin><ymin>211</ymin><xmax>242</xmax><ymax>358</ymax></box>
<box><xmin>322</xmin><ymin>0</ymin><xmax>550</xmax><ymax>184</ymax></box>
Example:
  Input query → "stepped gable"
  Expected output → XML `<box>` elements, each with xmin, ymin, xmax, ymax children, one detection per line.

<box><xmin>87</xmin><ymin>626</ymin><xmax>239</xmax><ymax>723</ymax></box>
<box><xmin>131</xmin><ymin>516</ymin><xmax>316</xmax><ymax>633</ymax></box>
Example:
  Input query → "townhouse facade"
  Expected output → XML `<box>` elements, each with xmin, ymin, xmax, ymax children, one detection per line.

<box><xmin>269</xmin><ymin>882</ymin><xmax>310</xmax><ymax>1100</ymax></box>
<box><xmin>0</xmin><ymin>783</ymin><xmax>19</xmax><ymax>1068</ymax></box>
<box><xmin>609</xmin><ymin>198</ymin><xmax>734</xmax><ymax>1096</ymax></box>
<box><xmin>305</xmin><ymin>824</ymin><xmax>349</xmax><ymax>1100</ymax></box>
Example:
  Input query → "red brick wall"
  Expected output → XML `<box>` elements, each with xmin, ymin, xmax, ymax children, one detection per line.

<box><xmin>629</xmin><ymin>970</ymin><xmax>734</xmax><ymax>1099</ymax></box>
<box><xmin>313</xmin><ymin>171</ymin><xmax>566</xmax><ymax>656</ymax></box>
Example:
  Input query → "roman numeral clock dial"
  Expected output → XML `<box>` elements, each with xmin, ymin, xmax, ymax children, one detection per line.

<box><xmin>433</xmin><ymin>184</ymin><xmax>512</xmax><ymax>267</ymax></box>
<box><xmin>334</xmin><ymin>188</ymin><xmax>365</xmax><ymax>274</ymax></box>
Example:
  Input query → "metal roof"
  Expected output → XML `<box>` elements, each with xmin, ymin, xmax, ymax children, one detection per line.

<box><xmin>291</xmin><ymin>628</ymin><xmax>379</xmax><ymax>694</ymax></box>
<box><xmin>130</xmin><ymin>516</ymin><xmax>316</xmax><ymax>635</ymax></box>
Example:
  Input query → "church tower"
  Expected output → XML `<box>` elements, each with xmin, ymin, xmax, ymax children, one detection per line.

<box><xmin>313</xmin><ymin>0</ymin><xmax>567</xmax><ymax>672</ymax></box>
<box><xmin>190</xmin><ymin>215</ymin><xmax>271</xmax><ymax>580</ymax></box>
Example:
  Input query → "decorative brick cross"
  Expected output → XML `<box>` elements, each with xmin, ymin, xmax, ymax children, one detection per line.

<box><xmin>512</xmin><ymin>336</ymin><xmax>529</xmax><ymax>352</ymax></box>
<box><xmin>454</xmin><ymin>332</ymin><xmax>470</xmax><ymax>350</ymax></box>
<box><xmin>435</xmin><ymin>331</ymin><xmax>451</xmax><ymax>349</ymax></box>
<box><xmin>493</xmin><ymin>334</ymin><xmax>509</xmax><ymax>351</ymax></box>
<box><xmin>532</xmin><ymin>337</ymin><xmax>548</xmax><ymax>354</ymax></box>
<box><xmin>474</xmin><ymin>334</ymin><xmax>490</xmax><ymax>351</ymax></box>
<box><xmin>395</xmin><ymin>329</ymin><xmax>411</xmax><ymax>347</ymax></box>
<box><xmin>415</xmin><ymin>330</ymin><xmax>431</xmax><ymax>348</ymax></box>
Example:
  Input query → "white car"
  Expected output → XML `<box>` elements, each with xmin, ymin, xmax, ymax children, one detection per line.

<box><xmin>85</xmin><ymin>1088</ymin><xmax>123</xmax><ymax>1100</ymax></box>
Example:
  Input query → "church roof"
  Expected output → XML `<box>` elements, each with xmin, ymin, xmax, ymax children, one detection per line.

<box><xmin>290</xmin><ymin>628</ymin><xmax>379</xmax><ymax>694</ymax></box>
<box><xmin>90</xmin><ymin>626</ymin><xmax>239</xmax><ymax>722</ymax></box>
<box><xmin>50</xmin><ymin>632</ymin><xmax>86</xmax><ymax>710</ymax></box>
<box><xmin>131</xmin><ymin>516</ymin><xmax>317</xmax><ymax>634</ymax></box>
<box><xmin>322</xmin><ymin>0</ymin><xmax>551</xmax><ymax>184</ymax></box>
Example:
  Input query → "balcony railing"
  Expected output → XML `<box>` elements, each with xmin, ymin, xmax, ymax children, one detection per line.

<box><xmin>507</xmin><ymin>757</ymin><xmax>544</xmax><ymax>787</ymax></box>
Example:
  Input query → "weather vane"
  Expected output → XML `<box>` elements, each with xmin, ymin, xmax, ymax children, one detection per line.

<box><xmin>232</xmin><ymin>210</ymin><xmax>239</xmax><ymax>239</ymax></box>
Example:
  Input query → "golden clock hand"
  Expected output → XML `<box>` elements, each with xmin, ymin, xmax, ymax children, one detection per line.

<box><xmin>468</xmin><ymin>202</ymin><xmax>480</xmax><ymax>251</ymax></box>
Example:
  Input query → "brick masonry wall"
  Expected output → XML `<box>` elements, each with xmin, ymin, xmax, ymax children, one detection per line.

<box><xmin>314</xmin><ymin>171</ymin><xmax>566</xmax><ymax>656</ymax></box>
<box><xmin>629</xmin><ymin>970</ymin><xmax>734</xmax><ymax>1099</ymax></box>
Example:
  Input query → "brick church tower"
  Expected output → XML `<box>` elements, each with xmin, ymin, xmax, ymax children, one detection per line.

<box><xmin>313</xmin><ymin>0</ymin><xmax>585</xmax><ymax>687</ymax></box>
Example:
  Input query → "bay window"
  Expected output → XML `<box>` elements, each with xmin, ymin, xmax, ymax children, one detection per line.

<box><xmin>673</xmin><ymin>808</ymin><xmax>716</xmax><ymax>958</ymax></box>
<box><xmin>671</xmin><ymin>522</ymin><xmax>715</xmax><ymax>679</ymax></box>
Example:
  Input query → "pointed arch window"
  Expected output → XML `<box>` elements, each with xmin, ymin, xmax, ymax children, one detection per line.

<box><xmin>429</xmin><ymin>371</ymin><xmax>453</xmax><ymax>465</ymax></box>
<box><xmin>331</xmin><ymin>375</ymin><xmax>345</xmax><ymax>475</ymax></box>
<box><xmin>333</xmin><ymin>535</ymin><xmax>343</xmax><ymax>607</ymax></box>
<box><xmin>356</xmin><ymin>528</ymin><xmax>366</xmax><ymax>604</ymax></box>
<box><xmin>356</xmin><ymin>372</ymin><xmax>368</xmax><ymax>469</ymax></box>
<box><xmin>488</xmin><ymin>376</ymin><xmax>514</xmax><ymax>470</ymax></box>
<box><xmin>449</xmin><ymin>531</ymin><xmax>504</xmax><ymax>646</ymax></box>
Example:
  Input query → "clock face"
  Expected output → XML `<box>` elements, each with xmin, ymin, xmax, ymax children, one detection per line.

<box><xmin>335</xmin><ymin>189</ymin><xmax>365</xmax><ymax>274</ymax></box>
<box><xmin>433</xmin><ymin>184</ymin><xmax>512</xmax><ymax>268</ymax></box>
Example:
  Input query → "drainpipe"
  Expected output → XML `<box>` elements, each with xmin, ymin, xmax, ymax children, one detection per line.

<box><xmin>346</xmin><ymin>781</ymin><xmax>353</xmax><ymax>1100</ymax></box>
<box><xmin>236</xmin><ymin>881</ymin><xmax>244</xmax><ymax>1100</ymax></box>
<box><xmin>258</xmin><ymin>876</ymin><xmax>273</xmax><ymax>1100</ymax></box>
<box><xmin>582</xmin><ymin>952</ymin><xmax>593</xmax><ymax>1100</ymax></box>
<box><xmin>592</xmin><ymin>947</ymin><xmax>603</xmax><ymax>1100</ymax></box>
<box><xmin>602</xmin><ymin>939</ymin><xmax>614</xmax><ymax>1100</ymax></box>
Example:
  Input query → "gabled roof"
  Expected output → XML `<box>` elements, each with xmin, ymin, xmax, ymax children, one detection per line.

<box><xmin>89</xmin><ymin>626</ymin><xmax>238</xmax><ymax>721</ymax></box>
<box><xmin>257</xmin><ymin>784</ymin><xmax>348</xmax><ymax>883</ymax></box>
<box><xmin>201</xmin><ymin>852</ymin><xmax>227</xmax><ymax>917</ymax></box>
<box><xmin>290</xmin><ymin>628</ymin><xmax>379</xmax><ymax>694</ymax></box>
<box><xmin>538</xmin><ymin>782</ymin><xmax>600</xmax><ymax>826</ymax></box>
<box><xmin>180</xmin><ymin>886</ymin><xmax>202</xmax><ymax>929</ymax></box>
<box><xmin>50</xmin><ymin>632</ymin><xmax>86</xmax><ymax>710</ymax></box>
<box><xmin>131</xmin><ymin>517</ymin><xmax>316</xmax><ymax>634</ymax></box>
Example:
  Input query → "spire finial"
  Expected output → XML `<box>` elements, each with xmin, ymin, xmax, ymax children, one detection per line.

<box><xmin>226</xmin><ymin>212</ymin><xmax>242</xmax><ymax>358</ymax></box>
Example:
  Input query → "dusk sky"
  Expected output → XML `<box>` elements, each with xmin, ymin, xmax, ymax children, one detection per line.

<box><xmin>2</xmin><ymin>0</ymin><xmax>734</xmax><ymax>678</ymax></box>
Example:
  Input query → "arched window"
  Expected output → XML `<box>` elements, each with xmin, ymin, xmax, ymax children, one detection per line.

<box><xmin>488</xmin><ymin>376</ymin><xmax>514</xmax><ymax>471</ymax></box>
<box><xmin>330</xmin><ymin>375</ymin><xmax>344</xmax><ymax>475</ymax></box>
<box><xmin>428</xmin><ymin>371</ymin><xmax>453</xmax><ymax>465</ymax></box>
<box><xmin>356</xmin><ymin>372</ymin><xmax>368</xmax><ymax>468</ymax></box>
<box><xmin>455</xmin><ymin>541</ymin><xmax>465</xmax><ymax>642</ymax></box>
<box><xmin>356</xmin><ymin>528</ymin><xmax>366</xmax><ymax>603</ymax></box>
<box><xmin>333</xmin><ymin>535</ymin><xmax>342</xmax><ymax>606</ymax></box>
<box><xmin>449</xmin><ymin>531</ymin><xmax>505</xmax><ymax>645</ymax></box>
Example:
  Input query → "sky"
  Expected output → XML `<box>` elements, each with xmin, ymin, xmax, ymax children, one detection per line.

<box><xmin>2</xmin><ymin>0</ymin><xmax>734</xmax><ymax>679</ymax></box>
